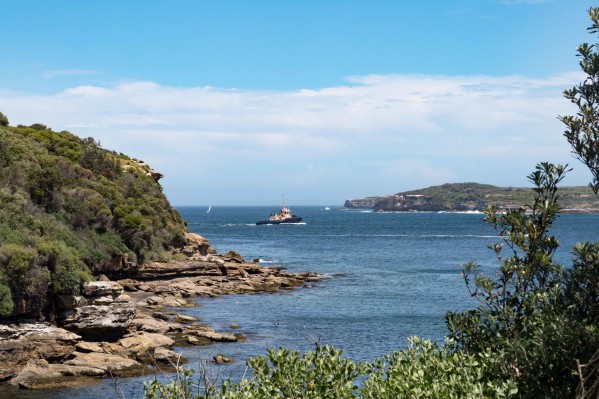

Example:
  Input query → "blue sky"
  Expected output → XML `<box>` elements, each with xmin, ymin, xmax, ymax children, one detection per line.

<box><xmin>0</xmin><ymin>0</ymin><xmax>597</xmax><ymax>205</ymax></box>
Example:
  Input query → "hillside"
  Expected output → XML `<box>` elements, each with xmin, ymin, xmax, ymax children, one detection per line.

<box><xmin>0</xmin><ymin>120</ymin><xmax>190</xmax><ymax>319</ymax></box>
<box><xmin>344</xmin><ymin>182</ymin><xmax>599</xmax><ymax>212</ymax></box>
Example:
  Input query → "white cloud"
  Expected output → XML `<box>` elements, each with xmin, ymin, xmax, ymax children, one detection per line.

<box><xmin>0</xmin><ymin>72</ymin><xmax>588</xmax><ymax>204</ymax></box>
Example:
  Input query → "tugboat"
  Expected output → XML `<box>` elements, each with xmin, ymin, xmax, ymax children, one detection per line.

<box><xmin>256</xmin><ymin>195</ymin><xmax>303</xmax><ymax>225</ymax></box>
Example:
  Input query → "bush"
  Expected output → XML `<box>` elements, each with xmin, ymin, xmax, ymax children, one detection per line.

<box><xmin>361</xmin><ymin>337</ymin><xmax>517</xmax><ymax>399</ymax></box>
<box><xmin>0</xmin><ymin>280</ymin><xmax>13</xmax><ymax>316</ymax></box>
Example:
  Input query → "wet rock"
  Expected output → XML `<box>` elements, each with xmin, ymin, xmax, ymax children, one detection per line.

<box><xmin>153</xmin><ymin>347</ymin><xmax>181</xmax><ymax>364</ymax></box>
<box><xmin>186</xmin><ymin>336</ymin><xmax>200</xmax><ymax>345</ymax></box>
<box><xmin>213</xmin><ymin>354</ymin><xmax>232</xmax><ymax>364</ymax></box>
<box><xmin>193</xmin><ymin>331</ymin><xmax>237</xmax><ymax>342</ymax></box>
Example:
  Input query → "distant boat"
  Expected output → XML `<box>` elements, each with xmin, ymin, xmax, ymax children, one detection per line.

<box><xmin>324</xmin><ymin>207</ymin><xmax>331</xmax><ymax>210</ymax></box>
<box><xmin>256</xmin><ymin>195</ymin><xmax>302</xmax><ymax>225</ymax></box>
<box><xmin>207</xmin><ymin>205</ymin><xmax>211</xmax><ymax>213</ymax></box>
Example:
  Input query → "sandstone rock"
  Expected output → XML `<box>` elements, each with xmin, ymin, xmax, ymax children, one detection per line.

<box><xmin>83</xmin><ymin>281</ymin><xmax>124</xmax><ymax>297</ymax></box>
<box><xmin>88</xmin><ymin>295</ymin><xmax>115</xmax><ymax>305</ymax></box>
<box><xmin>130</xmin><ymin>315</ymin><xmax>170</xmax><ymax>334</ymax></box>
<box><xmin>173</xmin><ymin>314</ymin><xmax>198</xmax><ymax>323</ymax></box>
<box><xmin>0</xmin><ymin>323</ymin><xmax>81</xmax><ymax>380</ymax></box>
<box><xmin>213</xmin><ymin>354</ymin><xmax>232</xmax><ymax>364</ymax></box>
<box><xmin>61</xmin><ymin>305</ymin><xmax>136</xmax><ymax>340</ymax></box>
<box><xmin>64</xmin><ymin>351</ymin><xmax>142</xmax><ymax>375</ymax></box>
<box><xmin>146</xmin><ymin>296</ymin><xmax>165</xmax><ymax>306</ymax></box>
<box><xmin>193</xmin><ymin>330</ymin><xmax>237</xmax><ymax>342</ymax></box>
<box><xmin>115</xmin><ymin>293</ymin><xmax>131</xmax><ymax>303</ymax></box>
<box><xmin>75</xmin><ymin>342</ymin><xmax>104</xmax><ymax>353</ymax></box>
<box><xmin>221</xmin><ymin>251</ymin><xmax>245</xmax><ymax>263</ymax></box>
<box><xmin>10</xmin><ymin>359</ymin><xmax>105</xmax><ymax>389</ymax></box>
<box><xmin>116</xmin><ymin>332</ymin><xmax>175</xmax><ymax>360</ymax></box>
<box><xmin>186</xmin><ymin>336</ymin><xmax>199</xmax><ymax>345</ymax></box>
<box><xmin>183</xmin><ymin>232</ymin><xmax>216</xmax><ymax>256</ymax></box>
<box><xmin>56</xmin><ymin>295</ymin><xmax>87</xmax><ymax>311</ymax></box>
<box><xmin>153</xmin><ymin>347</ymin><xmax>181</xmax><ymax>363</ymax></box>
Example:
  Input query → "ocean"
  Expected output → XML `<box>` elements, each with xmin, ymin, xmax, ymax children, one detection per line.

<box><xmin>4</xmin><ymin>206</ymin><xmax>599</xmax><ymax>398</ymax></box>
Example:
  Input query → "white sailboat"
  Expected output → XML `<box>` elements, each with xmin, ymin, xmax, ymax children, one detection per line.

<box><xmin>207</xmin><ymin>204</ymin><xmax>211</xmax><ymax>213</ymax></box>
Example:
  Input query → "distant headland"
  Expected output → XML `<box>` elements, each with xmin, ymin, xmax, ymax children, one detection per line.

<box><xmin>344</xmin><ymin>182</ymin><xmax>599</xmax><ymax>213</ymax></box>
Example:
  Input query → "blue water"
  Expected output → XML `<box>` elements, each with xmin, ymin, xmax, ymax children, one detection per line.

<box><xmin>3</xmin><ymin>207</ymin><xmax>599</xmax><ymax>398</ymax></box>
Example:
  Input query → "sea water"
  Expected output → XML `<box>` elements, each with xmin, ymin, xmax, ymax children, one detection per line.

<box><xmin>3</xmin><ymin>207</ymin><xmax>599</xmax><ymax>398</ymax></box>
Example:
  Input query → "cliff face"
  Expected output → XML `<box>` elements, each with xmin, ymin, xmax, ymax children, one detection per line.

<box><xmin>345</xmin><ymin>183</ymin><xmax>599</xmax><ymax>212</ymax></box>
<box><xmin>343</xmin><ymin>197</ymin><xmax>383</xmax><ymax>209</ymax></box>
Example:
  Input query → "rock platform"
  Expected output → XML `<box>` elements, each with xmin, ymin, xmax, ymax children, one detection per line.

<box><xmin>0</xmin><ymin>234</ymin><xmax>321</xmax><ymax>389</ymax></box>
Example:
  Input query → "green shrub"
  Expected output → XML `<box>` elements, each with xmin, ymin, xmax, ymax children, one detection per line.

<box><xmin>222</xmin><ymin>345</ymin><xmax>364</xmax><ymax>399</ymax></box>
<box><xmin>361</xmin><ymin>337</ymin><xmax>517</xmax><ymax>399</ymax></box>
<box><xmin>0</xmin><ymin>280</ymin><xmax>13</xmax><ymax>316</ymax></box>
<box><xmin>0</xmin><ymin>112</ymin><xmax>8</xmax><ymax>127</ymax></box>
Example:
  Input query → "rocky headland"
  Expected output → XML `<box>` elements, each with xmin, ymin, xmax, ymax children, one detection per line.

<box><xmin>345</xmin><ymin>182</ymin><xmax>599</xmax><ymax>213</ymax></box>
<box><xmin>0</xmin><ymin>232</ymin><xmax>320</xmax><ymax>390</ymax></box>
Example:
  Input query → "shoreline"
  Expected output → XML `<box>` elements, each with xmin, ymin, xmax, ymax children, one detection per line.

<box><xmin>342</xmin><ymin>208</ymin><xmax>599</xmax><ymax>214</ymax></box>
<box><xmin>0</xmin><ymin>240</ymin><xmax>322</xmax><ymax>391</ymax></box>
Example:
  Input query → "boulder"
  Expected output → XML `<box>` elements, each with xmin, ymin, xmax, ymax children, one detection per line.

<box><xmin>116</xmin><ymin>332</ymin><xmax>175</xmax><ymax>360</ymax></box>
<box><xmin>221</xmin><ymin>251</ymin><xmax>245</xmax><ymax>264</ymax></box>
<box><xmin>183</xmin><ymin>232</ymin><xmax>216</xmax><ymax>257</ymax></box>
<box><xmin>213</xmin><ymin>354</ymin><xmax>232</xmax><ymax>364</ymax></box>
<box><xmin>186</xmin><ymin>336</ymin><xmax>200</xmax><ymax>345</ymax></box>
<box><xmin>153</xmin><ymin>347</ymin><xmax>181</xmax><ymax>364</ymax></box>
<box><xmin>60</xmin><ymin>305</ymin><xmax>136</xmax><ymax>341</ymax></box>
<box><xmin>130</xmin><ymin>315</ymin><xmax>170</xmax><ymax>334</ymax></box>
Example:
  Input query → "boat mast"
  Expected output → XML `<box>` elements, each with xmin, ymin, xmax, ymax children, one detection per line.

<box><xmin>282</xmin><ymin>193</ymin><xmax>285</xmax><ymax>209</ymax></box>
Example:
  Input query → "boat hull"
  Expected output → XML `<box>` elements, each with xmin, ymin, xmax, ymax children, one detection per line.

<box><xmin>256</xmin><ymin>217</ymin><xmax>303</xmax><ymax>225</ymax></box>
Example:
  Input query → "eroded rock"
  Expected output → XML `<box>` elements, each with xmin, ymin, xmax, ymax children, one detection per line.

<box><xmin>61</xmin><ymin>305</ymin><xmax>136</xmax><ymax>341</ymax></box>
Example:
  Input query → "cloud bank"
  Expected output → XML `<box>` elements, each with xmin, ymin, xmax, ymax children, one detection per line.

<box><xmin>0</xmin><ymin>73</ymin><xmax>587</xmax><ymax>205</ymax></box>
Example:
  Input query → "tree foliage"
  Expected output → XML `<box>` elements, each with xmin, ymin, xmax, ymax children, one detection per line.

<box><xmin>561</xmin><ymin>8</ymin><xmax>599</xmax><ymax>198</ymax></box>
<box><xmin>0</xmin><ymin>123</ymin><xmax>187</xmax><ymax>319</ymax></box>
<box><xmin>0</xmin><ymin>112</ymin><xmax>8</xmax><ymax>127</ymax></box>
<box><xmin>444</xmin><ymin>163</ymin><xmax>599</xmax><ymax>398</ymax></box>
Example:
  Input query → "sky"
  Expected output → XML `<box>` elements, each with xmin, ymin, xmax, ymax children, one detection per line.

<box><xmin>0</xmin><ymin>0</ymin><xmax>597</xmax><ymax>206</ymax></box>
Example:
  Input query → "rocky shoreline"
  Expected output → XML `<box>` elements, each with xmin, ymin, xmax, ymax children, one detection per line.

<box><xmin>0</xmin><ymin>233</ymin><xmax>321</xmax><ymax>390</ymax></box>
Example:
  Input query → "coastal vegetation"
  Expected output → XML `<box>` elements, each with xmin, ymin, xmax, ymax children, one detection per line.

<box><xmin>0</xmin><ymin>120</ymin><xmax>187</xmax><ymax>320</ymax></box>
<box><xmin>2</xmin><ymin>6</ymin><xmax>599</xmax><ymax>399</ymax></box>
<box><xmin>344</xmin><ymin>182</ymin><xmax>599</xmax><ymax>212</ymax></box>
